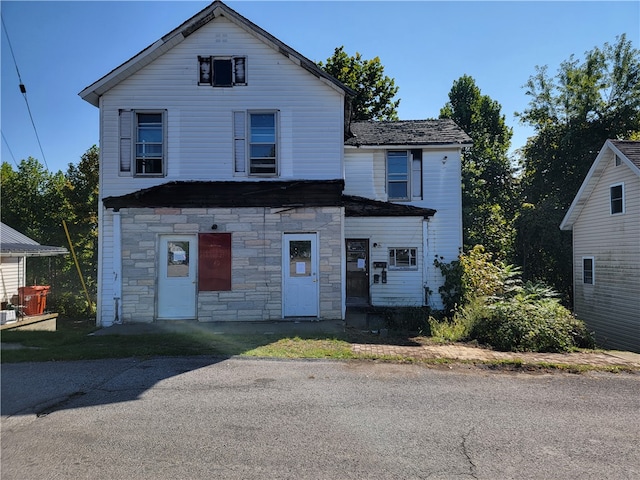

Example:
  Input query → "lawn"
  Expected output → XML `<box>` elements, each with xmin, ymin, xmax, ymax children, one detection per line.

<box><xmin>0</xmin><ymin>318</ymin><xmax>358</xmax><ymax>363</ymax></box>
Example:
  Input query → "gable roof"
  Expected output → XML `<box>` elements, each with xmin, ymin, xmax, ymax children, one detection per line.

<box><xmin>560</xmin><ymin>139</ymin><xmax>640</xmax><ymax>230</ymax></box>
<box><xmin>79</xmin><ymin>1</ymin><xmax>354</xmax><ymax>107</ymax></box>
<box><xmin>0</xmin><ymin>223</ymin><xmax>68</xmax><ymax>258</ymax></box>
<box><xmin>344</xmin><ymin>119</ymin><xmax>472</xmax><ymax>147</ymax></box>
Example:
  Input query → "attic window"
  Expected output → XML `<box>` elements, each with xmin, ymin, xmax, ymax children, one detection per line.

<box><xmin>198</xmin><ymin>56</ymin><xmax>246</xmax><ymax>86</ymax></box>
<box><xmin>615</xmin><ymin>154</ymin><xmax>622</xmax><ymax>166</ymax></box>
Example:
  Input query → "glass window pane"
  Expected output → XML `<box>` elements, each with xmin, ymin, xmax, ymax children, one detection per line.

<box><xmin>289</xmin><ymin>240</ymin><xmax>312</xmax><ymax>277</ymax></box>
<box><xmin>250</xmin><ymin>114</ymin><xmax>275</xmax><ymax>142</ymax></box>
<box><xmin>250</xmin><ymin>144</ymin><xmax>276</xmax><ymax>158</ymax></box>
<box><xmin>388</xmin><ymin>182</ymin><xmax>408</xmax><ymax>199</ymax></box>
<box><xmin>167</xmin><ymin>241</ymin><xmax>189</xmax><ymax>277</ymax></box>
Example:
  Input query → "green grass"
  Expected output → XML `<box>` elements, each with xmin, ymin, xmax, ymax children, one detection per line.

<box><xmin>0</xmin><ymin>319</ymin><xmax>356</xmax><ymax>363</ymax></box>
<box><xmin>2</xmin><ymin>319</ymin><xmax>637</xmax><ymax>374</ymax></box>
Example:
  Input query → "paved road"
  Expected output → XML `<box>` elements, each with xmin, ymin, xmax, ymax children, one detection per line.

<box><xmin>2</xmin><ymin>357</ymin><xmax>639</xmax><ymax>479</ymax></box>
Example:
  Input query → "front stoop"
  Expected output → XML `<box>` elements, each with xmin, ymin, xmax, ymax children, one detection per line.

<box><xmin>345</xmin><ymin>306</ymin><xmax>385</xmax><ymax>331</ymax></box>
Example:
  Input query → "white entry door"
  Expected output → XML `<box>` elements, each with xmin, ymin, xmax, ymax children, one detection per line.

<box><xmin>158</xmin><ymin>235</ymin><xmax>197</xmax><ymax>319</ymax></box>
<box><xmin>283</xmin><ymin>233</ymin><xmax>319</xmax><ymax>317</ymax></box>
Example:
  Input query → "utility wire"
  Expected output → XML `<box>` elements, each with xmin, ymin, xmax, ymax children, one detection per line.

<box><xmin>1</xmin><ymin>131</ymin><xmax>19</xmax><ymax>167</ymax></box>
<box><xmin>1</xmin><ymin>13</ymin><xmax>49</xmax><ymax>170</ymax></box>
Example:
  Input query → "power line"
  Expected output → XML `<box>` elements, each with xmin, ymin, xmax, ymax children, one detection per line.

<box><xmin>1</xmin><ymin>13</ymin><xmax>49</xmax><ymax>170</ymax></box>
<box><xmin>1</xmin><ymin>131</ymin><xmax>20</xmax><ymax>167</ymax></box>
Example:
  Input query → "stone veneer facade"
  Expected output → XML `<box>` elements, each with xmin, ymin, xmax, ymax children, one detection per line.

<box><xmin>119</xmin><ymin>206</ymin><xmax>344</xmax><ymax>323</ymax></box>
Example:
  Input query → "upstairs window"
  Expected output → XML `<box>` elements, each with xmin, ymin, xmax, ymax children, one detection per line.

<box><xmin>610</xmin><ymin>183</ymin><xmax>624</xmax><ymax>215</ymax></box>
<box><xmin>387</xmin><ymin>151</ymin><xmax>410</xmax><ymax>200</ymax></box>
<box><xmin>199</xmin><ymin>56</ymin><xmax>246</xmax><ymax>86</ymax></box>
<box><xmin>387</xmin><ymin>150</ymin><xmax>422</xmax><ymax>201</ymax></box>
<box><xmin>119</xmin><ymin>110</ymin><xmax>166</xmax><ymax>176</ymax></box>
<box><xmin>135</xmin><ymin>113</ymin><xmax>164</xmax><ymax>175</ymax></box>
<box><xmin>233</xmin><ymin>111</ymin><xmax>278</xmax><ymax>176</ymax></box>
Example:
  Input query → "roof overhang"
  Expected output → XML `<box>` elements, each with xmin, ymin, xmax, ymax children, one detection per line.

<box><xmin>345</xmin><ymin>143</ymin><xmax>472</xmax><ymax>150</ymax></box>
<box><xmin>343</xmin><ymin>195</ymin><xmax>435</xmax><ymax>218</ymax></box>
<box><xmin>1</xmin><ymin>245</ymin><xmax>68</xmax><ymax>258</ymax></box>
<box><xmin>560</xmin><ymin>139</ymin><xmax>640</xmax><ymax>230</ymax></box>
<box><xmin>103</xmin><ymin>180</ymin><xmax>345</xmax><ymax>210</ymax></box>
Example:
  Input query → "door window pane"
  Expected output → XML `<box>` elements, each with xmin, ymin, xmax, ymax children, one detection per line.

<box><xmin>167</xmin><ymin>241</ymin><xmax>189</xmax><ymax>277</ymax></box>
<box><xmin>290</xmin><ymin>240</ymin><xmax>312</xmax><ymax>277</ymax></box>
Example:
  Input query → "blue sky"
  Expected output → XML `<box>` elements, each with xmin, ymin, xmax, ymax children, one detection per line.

<box><xmin>2</xmin><ymin>1</ymin><xmax>639</xmax><ymax>173</ymax></box>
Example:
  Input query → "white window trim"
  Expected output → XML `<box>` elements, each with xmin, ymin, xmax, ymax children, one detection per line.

<box><xmin>388</xmin><ymin>247</ymin><xmax>418</xmax><ymax>270</ymax></box>
<box><xmin>610</xmin><ymin>182</ymin><xmax>625</xmax><ymax>215</ymax></box>
<box><xmin>582</xmin><ymin>256</ymin><xmax>595</xmax><ymax>285</ymax></box>
<box><xmin>119</xmin><ymin>109</ymin><xmax>167</xmax><ymax>177</ymax></box>
<box><xmin>248</xmin><ymin>110</ymin><xmax>279</xmax><ymax>177</ymax></box>
<box><xmin>134</xmin><ymin>110</ymin><xmax>167</xmax><ymax>177</ymax></box>
<box><xmin>387</xmin><ymin>150</ymin><xmax>411</xmax><ymax>201</ymax></box>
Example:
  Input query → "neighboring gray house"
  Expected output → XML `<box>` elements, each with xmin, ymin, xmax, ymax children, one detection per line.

<box><xmin>560</xmin><ymin>140</ymin><xmax>640</xmax><ymax>352</ymax></box>
<box><xmin>79</xmin><ymin>0</ymin><xmax>471</xmax><ymax>327</ymax></box>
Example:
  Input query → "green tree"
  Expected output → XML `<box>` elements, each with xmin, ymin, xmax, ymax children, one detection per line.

<box><xmin>1</xmin><ymin>146</ymin><xmax>100</xmax><ymax>316</ymax></box>
<box><xmin>516</xmin><ymin>34</ymin><xmax>640</xmax><ymax>300</ymax></box>
<box><xmin>318</xmin><ymin>46</ymin><xmax>400</xmax><ymax>121</ymax></box>
<box><xmin>440</xmin><ymin>75</ymin><xmax>516</xmax><ymax>259</ymax></box>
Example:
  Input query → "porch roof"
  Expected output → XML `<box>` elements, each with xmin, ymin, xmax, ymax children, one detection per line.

<box><xmin>343</xmin><ymin>195</ymin><xmax>436</xmax><ymax>218</ymax></box>
<box><xmin>103</xmin><ymin>180</ymin><xmax>345</xmax><ymax>210</ymax></box>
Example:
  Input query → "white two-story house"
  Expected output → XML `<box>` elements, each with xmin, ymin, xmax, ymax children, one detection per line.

<box><xmin>80</xmin><ymin>1</ymin><xmax>470</xmax><ymax>327</ymax></box>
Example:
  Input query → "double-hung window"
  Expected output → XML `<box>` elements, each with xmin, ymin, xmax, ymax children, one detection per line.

<box><xmin>387</xmin><ymin>150</ymin><xmax>422</xmax><ymax>201</ymax></box>
<box><xmin>119</xmin><ymin>110</ymin><xmax>166</xmax><ymax>176</ymax></box>
<box><xmin>610</xmin><ymin>183</ymin><xmax>624</xmax><ymax>215</ymax></box>
<box><xmin>234</xmin><ymin>111</ymin><xmax>278</xmax><ymax>176</ymax></box>
<box><xmin>387</xmin><ymin>151</ymin><xmax>410</xmax><ymax>200</ymax></box>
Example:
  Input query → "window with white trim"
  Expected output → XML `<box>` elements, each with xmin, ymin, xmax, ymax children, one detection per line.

<box><xmin>610</xmin><ymin>183</ymin><xmax>624</xmax><ymax>215</ymax></box>
<box><xmin>198</xmin><ymin>56</ymin><xmax>246</xmax><ymax>86</ymax></box>
<box><xmin>582</xmin><ymin>257</ymin><xmax>594</xmax><ymax>285</ymax></box>
<box><xmin>388</xmin><ymin>248</ymin><xmax>418</xmax><ymax>270</ymax></box>
<box><xmin>233</xmin><ymin>111</ymin><xmax>278</xmax><ymax>176</ymax></box>
<box><xmin>119</xmin><ymin>110</ymin><xmax>166</xmax><ymax>176</ymax></box>
<box><xmin>387</xmin><ymin>150</ymin><xmax>422</xmax><ymax>201</ymax></box>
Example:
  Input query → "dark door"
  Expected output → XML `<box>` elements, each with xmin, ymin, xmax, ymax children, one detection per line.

<box><xmin>346</xmin><ymin>239</ymin><xmax>369</xmax><ymax>305</ymax></box>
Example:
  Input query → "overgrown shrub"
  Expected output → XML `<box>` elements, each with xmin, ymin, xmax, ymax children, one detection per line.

<box><xmin>432</xmin><ymin>246</ymin><xmax>594</xmax><ymax>352</ymax></box>
<box><xmin>47</xmin><ymin>292</ymin><xmax>95</xmax><ymax>319</ymax></box>
<box><xmin>471</xmin><ymin>296</ymin><xmax>595</xmax><ymax>352</ymax></box>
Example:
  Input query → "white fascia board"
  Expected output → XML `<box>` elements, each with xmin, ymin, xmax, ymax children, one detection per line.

<box><xmin>560</xmin><ymin>141</ymin><xmax>612</xmax><ymax>230</ymax></box>
<box><xmin>344</xmin><ymin>143</ymin><xmax>472</xmax><ymax>150</ymax></box>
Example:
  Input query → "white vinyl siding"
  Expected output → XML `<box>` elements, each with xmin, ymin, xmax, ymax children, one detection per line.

<box><xmin>0</xmin><ymin>257</ymin><xmax>25</xmax><ymax>304</ymax></box>
<box><xmin>99</xmin><ymin>16</ymin><xmax>344</xmax><ymax>198</ymax></box>
<box><xmin>572</xmin><ymin>150</ymin><xmax>640</xmax><ymax>352</ymax></box>
<box><xmin>345</xmin><ymin>217</ymin><xmax>425</xmax><ymax>307</ymax></box>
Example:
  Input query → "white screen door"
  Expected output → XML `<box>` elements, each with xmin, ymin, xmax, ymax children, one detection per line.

<box><xmin>158</xmin><ymin>235</ymin><xmax>197</xmax><ymax>319</ymax></box>
<box><xmin>283</xmin><ymin>233</ymin><xmax>319</xmax><ymax>317</ymax></box>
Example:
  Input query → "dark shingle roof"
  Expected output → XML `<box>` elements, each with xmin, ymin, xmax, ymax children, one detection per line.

<box><xmin>345</xmin><ymin>119</ymin><xmax>472</xmax><ymax>147</ymax></box>
<box><xmin>103</xmin><ymin>180</ymin><xmax>345</xmax><ymax>210</ymax></box>
<box><xmin>610</xmin><ymin>140</ymin><xmax>640</xmax><ymax>169</ymax></box>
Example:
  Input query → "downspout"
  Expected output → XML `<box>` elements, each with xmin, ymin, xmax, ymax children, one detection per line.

<box><xmin>112</xmin><ymin>210</ymin><xmax>122</xmax><ymax>325</ymax></box>
<box><xmin>423</xmin><ymin>219</ymin><xmax>430</xmax><ymax>308</ymax></box>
